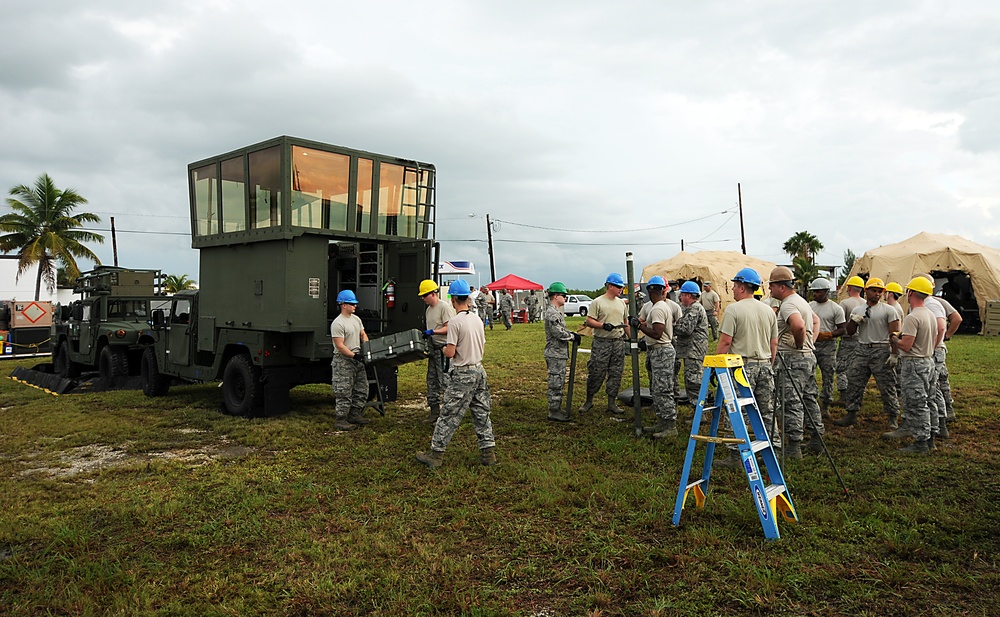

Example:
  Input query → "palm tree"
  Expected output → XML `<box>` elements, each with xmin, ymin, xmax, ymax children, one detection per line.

<box><xmin>0</xmin><ymin>174</ymin><xmax>104</xmax><ymax>300</ymax></box>
<box><xmin>782</xmin><ymin>231</ymin><xmax>824</xmax><ymax>263</ymax></box>
<box><xmin>792</xmin><ymin>255</ymin><xmax>821</xmax><ymax>293</ymax></box>
<box><xmin>163</xmin><ymin>274</ymin><xmax>197</xmax><ymax>294</ymax></box>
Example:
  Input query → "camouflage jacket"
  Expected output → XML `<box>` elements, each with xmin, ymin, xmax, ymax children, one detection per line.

<box><xmin>544</xmin><ymin>304</ymin><xmax>575</xmax><ymax>359</ymax></box>
<box><xmin>674</xmin><ymin>301</ymin><xmax>709</xmax><ymax>358</ymax></box>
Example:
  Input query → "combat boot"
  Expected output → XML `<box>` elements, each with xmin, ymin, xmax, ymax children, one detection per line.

<box><xmin>897</xmin><ymin>439</ymin><xmax>929</xmax><ymax>455</ymax></box>
<box><xmin>937</xmin><ymin>418</ymin><xmax>950</xmax><ymax>440</ymax></box>
<box><xmin>427</xmin><ymin>403</ymin><xmax>440</xmax><ymax>424</ymax></box>
<box><xmin>784</xmin><ymin>439</ymin><xmax>803</xmax><ymax>460</ymax></box>
<box><xmin>347</xmin><ymin>408</ymin><xmax>370</xmax><ymax>426</ymax></box>
<box><xmin>653</xmin><ymin>420</ymin><xmax>678</xmax><ymax>439</ymax></box>
<box><xmin>547</xmin><ymin>409</ymin><xmax>570</xmax><ymax>422</ymax></box>
<box><xmin>887</xmin><ymin>414</ymin><xmax>899</xmax><ymax>430</ymax></box>
<box><xmin>333</xmin><ymin>418</ymin><xmax>359</xmax><ymax>431</ymax></box>
<box><xmin>820</xmin><ymin>400</ymin><xmax>830</xmax><ymax>418</ymax></box>
<box><xmin>714</xmin><ymin>449</ymin><xmax>742</xmax><ymax>468</ymax></box>
<box><xmin>578</xmin><ymin>396</ymin><xmax>594</xmax><ymax>413</ymax></box>
<box><xmin>479</xmin><ymin>447</ymin><xmax>497</xmax><ymax>466</ymax></box>
<box><xmin>415</xmin><ymin>450</ymin><xmax>444</xmax><ymax>468</ymax></box>
<box><xmin>806</xmin><ymin>430</ymin><xmax>824</xmax><ymax>455</ymax></box>
<box><xmin>643</xmin><ymin>419</ymin><xmax>671</xmax><ymax>434</ymax></box>
<box><xmin>928</xmin><ymin>434</ymin><xmax>937</xmax><ymax>451</ymax></box>
<box><xmin>881</xmin><ymin>426</ymin><xmax>913</xmax><ymax>440</ymax></box>
<box><xmin>833</xmin><ymin>411</ymin><xmax>857</xmax><ymax>427</ymax></box>
<box><xmin>606</xmin><ymin>398</ymin><xmax>623</xmax><ymax>414</ymax></box>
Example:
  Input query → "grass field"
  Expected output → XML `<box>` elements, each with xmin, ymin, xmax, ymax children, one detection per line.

<box><xmin>1</xmin><ymin>319</ymin><xmax>998</xmax><ymax>616</ymax></box>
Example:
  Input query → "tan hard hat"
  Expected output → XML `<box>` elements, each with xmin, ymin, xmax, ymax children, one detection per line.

<box><xmin>769</xmin><ymin>266</ymin><xmax>795</xmax><ymax>283</ymax></box>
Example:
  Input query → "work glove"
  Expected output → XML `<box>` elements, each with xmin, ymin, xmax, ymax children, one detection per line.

<box><xmin>849</xmin><ymin>313</ymin><xmax>865</xmax><ymax>324</ymax></box>
<box><xmin>816</xmin><ymin>331</ymin><xmax>833</xmax><ymax>342</ymax></box>
<box><xmin>423</xmin><ymin>329</ymin><xmax>435</xmax><ymax>337</ymax></box>
<box><xmin>352</xmin><ymin>352</ymin><xmax>367</xmax><ymax>365</ymax></box>
<box><xmin>572</xmin><ymin>332</ymin><xmax>582</xmax><ymax>345</ymax></box>
<box><xmin>637</xmin><ymin>339</ymin><xmax>648</xmax><ymax>352</ymax></box>
<box><xmin>628</xmin><ymin>316</ymin><xmax>641</xmax><ymax>329</ymax></box>
<box><xmin>885</xmin><ymin>354</ymin><xmax>899</xmax><ymax>369</ymax></box>
<box><xmin>602</xmin><ymin>322</ymin><xmax>615</xmax><ymax>332</ymax></box>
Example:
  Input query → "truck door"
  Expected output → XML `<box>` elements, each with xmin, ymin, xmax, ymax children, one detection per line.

<box><xmin>79</xmin><ymin>300</ymin><xmax>97</xmax><ymax>355</ymax></box>
<box><xmin>166</xmin><ymin>297</ymin><xmax>193</xmax><ymax>366</ymax></box>
<box><xmin>383</xmin><ymin>240</ymin><xmax>431</xmax><ymax>332</ymax></box>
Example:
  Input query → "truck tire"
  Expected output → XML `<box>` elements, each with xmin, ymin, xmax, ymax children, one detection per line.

<box><xmin>55</xmin><ymin>341</ymin><xmax>81</xmax><ymax>378</ymax></box>
<box><xmin>98</xmin><ymin>345</ymin><xmax>129</xmax><ymax>381</ymax></box>
<box><xmin>222</xmin><ymin>354</ymin><xmax>263</xmax><ymax>416</ymax></box>
<box><xmin>579</xmin><ymin>307</ymin><xmax>588</xmax><ymax>317</ymax></box>
<box><xmin>140</xmin><ymin>346</ymin><xmax>170</xmax><ymax>397</ymax></box>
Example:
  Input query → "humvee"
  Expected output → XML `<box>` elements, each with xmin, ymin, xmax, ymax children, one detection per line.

<box><xmin>141</xmin><ymin>136</ymin><xmax>436</xmax><ymax>416</ymax></box>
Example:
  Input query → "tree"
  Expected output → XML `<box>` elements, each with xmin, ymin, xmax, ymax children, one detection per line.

<box><xmin>163</xmin><ymin>274</ymin><xmax>197</xmax><ymax>294</ymax></box>
<box><xmin>782</xmin><ymin>231</ymin><xmax>824</xmax><ymax>264</ymax></box>
<box><xmin>0</xmin><ymin>174</ymin><xmax>104</xmax><ymax>300</ymax></box>
<box><xmin>792</xmin><ymin>255</ymin><xmax>821</xmax><ymax>292</ymax></box>
<box><xmin>839</xmin><ymin>249</ymin><xmax>858</xmax><ymax>285</ymax></box>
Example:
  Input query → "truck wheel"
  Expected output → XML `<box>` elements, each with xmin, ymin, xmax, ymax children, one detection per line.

<box><xmin>55</xmin><ymin>341</ymin><xmax>81</xmax><ymax>378</ymax></box>
<box><xmin>140</xmin><ymin>346</ymin><xmax>170</xmax><ymax>397</ymax></box>
<box><xmin>222</xmin><ymin>354</ymin><xmax>263</xmax><ymax>416</ymax></box>
<box><xmin>579</xmin><ymin>307</ymin><xmax>588</xmax><ymax>317</ymax></box>
<box><xmin>98</xmin><ymin>345</ymin><xmax>129</xmax><ymax>380</ymax></box>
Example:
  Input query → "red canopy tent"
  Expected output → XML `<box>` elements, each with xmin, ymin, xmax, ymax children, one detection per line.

<box><xmin>485</xmin><ymin>273</ymin><xmax>544</xmax><ymax>291</ymax></box>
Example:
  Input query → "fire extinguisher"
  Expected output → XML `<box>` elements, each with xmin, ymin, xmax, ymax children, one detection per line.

<box><xmin>385</xmin><ymin>279</ymin><xmax>396</xmax><ymax>308</ymax></box>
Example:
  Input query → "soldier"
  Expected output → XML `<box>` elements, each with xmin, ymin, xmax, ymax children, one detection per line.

<box><xmin>499</xmin><ymin>289</ymin><xmax>515</xmax><ymax>330</ymax></box>
<box><xmin>716</xmin><ymin>268</ymin><xmax>779</xmax><ymax>465</ymax></box>
<box><xmin>416</xmin><ymin>279</ymin><xmax>496</xmax><ymax>468</ymax></box>
<box><xmin>543</xmin><ymin>282</ymin><xmax>580</xmax><ymax>422</ymax></box>
<box><xmin>674</xmin><ymin>280</ymin><xmax>709</xmax><ymax>406</ymax></box>
<box><xmin>701</xmin><ymin>281</ymin><xmax>721</xmax><ymax>341</ymax></box>
<box><xmin>809</xmin><ymin>278</ymin><xmax>846</xmax><ymax>413</ymax></box>
<box><xmin>419</xmin><ymin>279</ymin><xmax>456</xmax><ymax>424</ymax></box>
<box><xmin>632</xmin><ymin>276</ymin><xmax>678</xmax><ymax>438</ymax></box>
<box><xmin>330</xmin><ymin>290</ymin><xmax>370</xmax><ymax>432</ymax></box>
<box><xmin>475</xmin><ymin>286</ymin><xmax>492</xmax><ymax>330</ymax></box>
<box><xmin>917</xmin><ymin>274</ymin><xmax>961</xmax><ymax>438</ymax></box>
<box><xmin>835</xmin><ymin>276</ymin><xmax>867</xmax><ymax>406</ymax></box>
<box><xmin>882</xmin><ymin>277</ymin><xmax>938</xmax><ymax>454</ymax></box>
<box><xmin>525</xmin><ymin>289</ymin><xmax>542</xmax><ymax>323</ymax></box>
<box><xmin>768</xmin><ymin>266</ymin><xmax>825</xmax><ymax>458</ymax></box>
<box><xmin>580</xmin><ymin>273</ymin><xmax>630</xmax><ymax>414</ymax></box>
<box><xmin>833</xmin><ymin>278</ymin><xmax>901</xmax><ymax>429</ymax></box>
<box><xmin>667</xmin><ymin>279</ymin><xmax>680</xmax><ymax>303</ymax></box>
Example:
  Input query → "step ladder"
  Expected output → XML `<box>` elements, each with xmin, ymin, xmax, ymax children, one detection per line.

<box><xmin>671</xmin><ymin>354</ymin><xmax>798</xmax><ymax>540</ymax></box>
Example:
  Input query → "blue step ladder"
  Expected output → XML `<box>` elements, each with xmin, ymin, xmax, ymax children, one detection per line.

<box><xmin>671</xmin><ymin>354</ymin><xmax>798</xmax><ymax>540</ymax></box>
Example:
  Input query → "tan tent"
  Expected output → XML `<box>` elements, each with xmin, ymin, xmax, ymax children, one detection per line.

<box><xmin>843</xmin><ymin>232</ymin><xmax>1000</xmax><ymax>331</ymax></box>
<box><xmin>641</xmin><ymin>250</ymin><xmax>778</xmax><ymax>315</ymax></box>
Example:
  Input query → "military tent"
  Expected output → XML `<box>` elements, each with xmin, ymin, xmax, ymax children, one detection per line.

<box><xmin>843</xmin><ymin>232</ymin><xmax>1000</xmax><ymax>333</ymax></box>
<box><xmin>640</xmin><ymin>250</ymin><xmax>778</xmax><ymax>315</ymax></box>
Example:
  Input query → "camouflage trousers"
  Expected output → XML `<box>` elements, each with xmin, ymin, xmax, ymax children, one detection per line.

<box><xmin>814</xmin><ymin>340</ymin><xmax>838</xmax><ymax>405</ymax></box>
<box><xmin>648</xmin><ymin>345</ymin><xmax>677</xmax><ymax>421</ymax></box>
<box><xmin>430</xmin><ymin>364</ymin><xmax>495</xmax><ymax>452</ymax></box>
<box><xmin>501</xmin><ymin>311</ymin><xmax>512</xmax><ymax>329</ymax></box>
<box><xmin>585</xmin><ymin>337</ymin><xmax>624</xmax><ymax>402</ymax></box>
<box><xmin>845</xmin><ymin>344</ymin><xmax>899</xmax><ymax>419</ymax></box>
<box><xmin>546</xmin><ymin>356</ymin><xmax>568</xmax><ymax>412</ymax></box>
<box><xmin>674</xmin><ymin>355</ymin><xmax>704</xmax><ymax>403</ymax></box>
<box><xmin>707</xmin><ymin>313</ymin><xmax>719</xmax><ymax>340</ymax></box>
<box><xmin>933</xmin><ymin>347</ymin><xmax>952</xmax><ymax>420</ymax></box>
<box><xmin>899</xmin><ymin>356</ymin><xmax>935</xmax><ymax>441</ymax></box>
<box><xmin>742</xmin><ymin>360</ymin><xmax>777</xmax><ymax>443</ymax></box>
<box><xmin>331</xmin><ymin>354</ymin><xmax>368</xmax><ymax>418</ymax></box>
<box><xmin>426</xmin><ymin>346</ymin><xmax>450</xmax><ymax>407</ymax></box>
<box><xmin>836</xmin><ymin>338</ymin><xmax>859</xmax><ymax>395</ymax></box>
<box><xmin>775</xmin><ymin>352</ymin><xmax>824</xmax><ymax>443</ymax></box>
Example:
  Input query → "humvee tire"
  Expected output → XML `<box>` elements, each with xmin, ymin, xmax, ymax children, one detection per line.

<box><xmin>140</xmin><ymin>346</ymin><xmax>170</xmax><ymax>397</ymax></box>
<box><xmin>98</xmin><ymin>345</ymin><xmax>129</xmax><ymax>381</ymax></box>
<box><xmin>55</xmin><ymin>341</ymin><xmax>81</xmax><ymax>379</ymax></box>
<box><xmin>222</xmin><ymin>354</ymin><xmax>264</xmax><ymax>416</ymax></box>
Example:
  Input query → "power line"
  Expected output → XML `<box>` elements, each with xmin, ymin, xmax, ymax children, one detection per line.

<box><xmin>82</xmin><ymin>227</ymin><xmax>189</xmax><ymax>236</ymax></box>
<box><xmin>491</xmin><ymin>209</ymin><xmax>735</xmax><ymax>234</ymax></box>
<box><xmin>439</xmin><ymin>238</ymin><xmax>737</xmax><ymax>247</ymax></box>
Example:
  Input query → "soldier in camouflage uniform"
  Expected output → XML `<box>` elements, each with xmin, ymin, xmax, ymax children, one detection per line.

<box><xmin>543</xmin><ymin>282</ymin><xmax>580</xmax><ymax>422</ymax></box>
<box><xmin>633</xmin><ymin>276</ymin><xmax>678</xmax><ymax>438</ymax></box>
<box><xmin>835</xmin><ymin>276</ymin><xmax>866</xmax><ymax>405</ymax></box>
<box><xmin>674</xmin><ymin>280</ymin><xmax>709</xmax><ymax>405</ymax></box>
<box><xmin>525</xmin><ymin>290</ymin><xmax>542</xmax><ymax>323</ymax></box>
<box><xmin>809</xmin><ymin>278</ymin><xmax>846</xmax><ymax>413</ymax></box>
<box><xmin>416</xmin><ymin>279</ymin><xmax>496</xmax><ymax>468</ymax></box>
<box><xmin>420</xmin><ymin>279</ymin><xmax>456</xmax><ymax>424</ymax></box>
<box><xmin>475</xmin><ymin>286</ymin><xmax>492</xmax><ymax>330</ymax></box>
<box><xmin>330</xmin><ymin>290</ymin><xmax>370</xmax><ymax>432</ymax></box>
<box><xmin>580</xmin><ymin>273</ymin><xmax>630</xmax><ymax>414</ymax></box>
<box><xmin>499</xmin><ymin>289</ymin><xmax>515</xmax><ymax>330</ymax></box>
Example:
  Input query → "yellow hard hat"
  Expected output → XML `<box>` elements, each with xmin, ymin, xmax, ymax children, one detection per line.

<box><xmin>846</xmin><ymin>275</ymin><xmax>865</xmax><ymax>288</ymax></box>
<box><xmin>753</xmin><ymin>288</ymin><xmax>764</xmax><ymax>298</ymax></box>
<box><xmin>418</xmin><ymin>279</ymin><xmax>439</xmax><ymax>296</ymax></box>
<box><xmin>906</xmin><ymin>276</ymin><xmax>934</xmax><ymax>296</ymax></box>
<box><xmin>885</xmin><ymin>282</ymin><xmax>903</xmax><ymax>294</ymax></box>
<box><xmin>865</xmin><ymin>277</ymin><xmax>885</xmax><ymax>290</ymax></box>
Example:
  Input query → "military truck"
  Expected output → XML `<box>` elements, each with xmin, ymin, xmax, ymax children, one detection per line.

<box><xmin>51</xmin><ymin>267</ymin><xmax>167</xmax><ymax>380</ymax></box>
<box><xmin>141</xmin><ymin>136</ymin><xmax>436</xmax><ymax>416</ymax></box>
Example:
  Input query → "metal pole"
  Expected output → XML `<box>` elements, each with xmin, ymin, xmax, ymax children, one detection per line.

<box><xmin>486</xmin><ymin>214</ymin><xmax>497</xmax><ymax>284</ymax></box>
<box><xmin>111</xmin><ymin>216</ymin><xmax>119</xmax><ymax>267</ymax></box>
<box><xmin>738</xmin><ymin>183</ymin><xmax>747</xmax><ymax>255</ymax></box>
<box><xmin>625</xmin><ymin>252</ymin><xmax>643</xmax><ymax>437</ymax></box>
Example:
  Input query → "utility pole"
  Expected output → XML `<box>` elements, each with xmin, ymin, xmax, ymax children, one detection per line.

<box><xmin>681</xmin><ymin>239</ymin><xmax>685</xmax><ymax>252</ymax></box>
<box><xmin>738</xmin><ymin>183</ymin><xmax>746</xmax><ymax>255</ymax></box>
<box><xmin>486</xmin><ymin>214</ymin><xmax>497</xmax><ymax>284</ymax></box>
<box><xmin>111</xmin><ymin>216</ymin><xmax>119</xmax><ymax>266</ymax></box>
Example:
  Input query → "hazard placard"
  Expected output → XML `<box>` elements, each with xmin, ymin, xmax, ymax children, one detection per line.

<box><xmin>13</xmin><ymin>301</ymin><xmax>52</xmax><ymax>328</ymax></box>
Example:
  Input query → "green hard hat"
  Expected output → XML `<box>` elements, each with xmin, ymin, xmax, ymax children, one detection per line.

<box><xmin>547</xmin><ymin>281</ymin><xmax>568</xmax><ymax>294</ymax></box>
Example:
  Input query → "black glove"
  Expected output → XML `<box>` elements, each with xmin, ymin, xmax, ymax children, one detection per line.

<box><xmin>638</xmin><ymin>339</ymin><xmax>648</xmax><ymax>352</ymax></box>
<box><xmin>629</xmin><ymin>316</ymin><xmax>640</xmax><ymax>329</ymax></box>
<box><xmin>352</xmin><ymin>352</ymin><xmax>367</xmax><ymax>364</ymax></box>
<box><xmin>602</xmin><ymin>322</ymin><xmax>615</xmax><ymax>332</ymax></box>
<box><xmin>572</xmin><ymin>332</ymin><xmax>582</xmax><ymax>345</ymax></box>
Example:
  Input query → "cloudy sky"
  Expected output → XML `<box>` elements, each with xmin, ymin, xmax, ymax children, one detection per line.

<box><xmin>2</xmin><ymin>0</ymin><xmax>998</xmax><ymax>290</ymax></box>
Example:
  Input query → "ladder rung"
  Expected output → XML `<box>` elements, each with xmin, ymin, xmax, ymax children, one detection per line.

<box><xmin>701</xmin><ymin>405</ymin><xmax>720</xmax><ymax>414</ymax></box>
<box><xmin>765</xmin><ymin>484</ymin><xmax>786</xmax><ymax>500</ymax></box>
<box><xmin>691</xmin><ymin>435</ymin><xmax>745</xmax><ymax>445</ymax></box>
<box><xmin>685</xmin><ymin>478</ymin><xmax>705</xmax><ymax>490</ymax></box>
<box><xmin>737</xmin><ymin>397</ymin><xmax>756</xmax><ymax>407</ymax></box>
<box><xmin>750</xmin><ymin>440</ymin><xmax>771</xmax><ymax>453</ymax></box>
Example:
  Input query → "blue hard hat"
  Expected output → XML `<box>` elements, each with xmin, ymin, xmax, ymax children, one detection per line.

<box><xmin>647</xmin><ymin>275</ymin><xmax>666</xmax><ymax>288</ymax></box>
<box><xmin>605</xmin><ymin>272</ymin><xmax>625</xmax><ymax>287</ymax></box>
<box><xmin>731</xmin><ymin>267</ymin><xmax>762</xmax><ymax>287</ymax></box>
<box><xmin>336</xmin><ymin>289</ymin><xmax>358</xmax><ymax>304</ymax></box>
<box><xmin>680</xmin><ymin>281</ymin><xmax>701</xmax><ymax>294</ymax></box>
<box><xmin>449</xmin><ymin>279</ymin><xmax>472</xmax><ymax>296</ymax></box>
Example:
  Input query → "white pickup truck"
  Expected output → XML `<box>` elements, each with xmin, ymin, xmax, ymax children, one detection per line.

<box><xmin>564</xmin><ymin>294</ymin><xmax>593</xmax><ymax>316</ymax></box>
